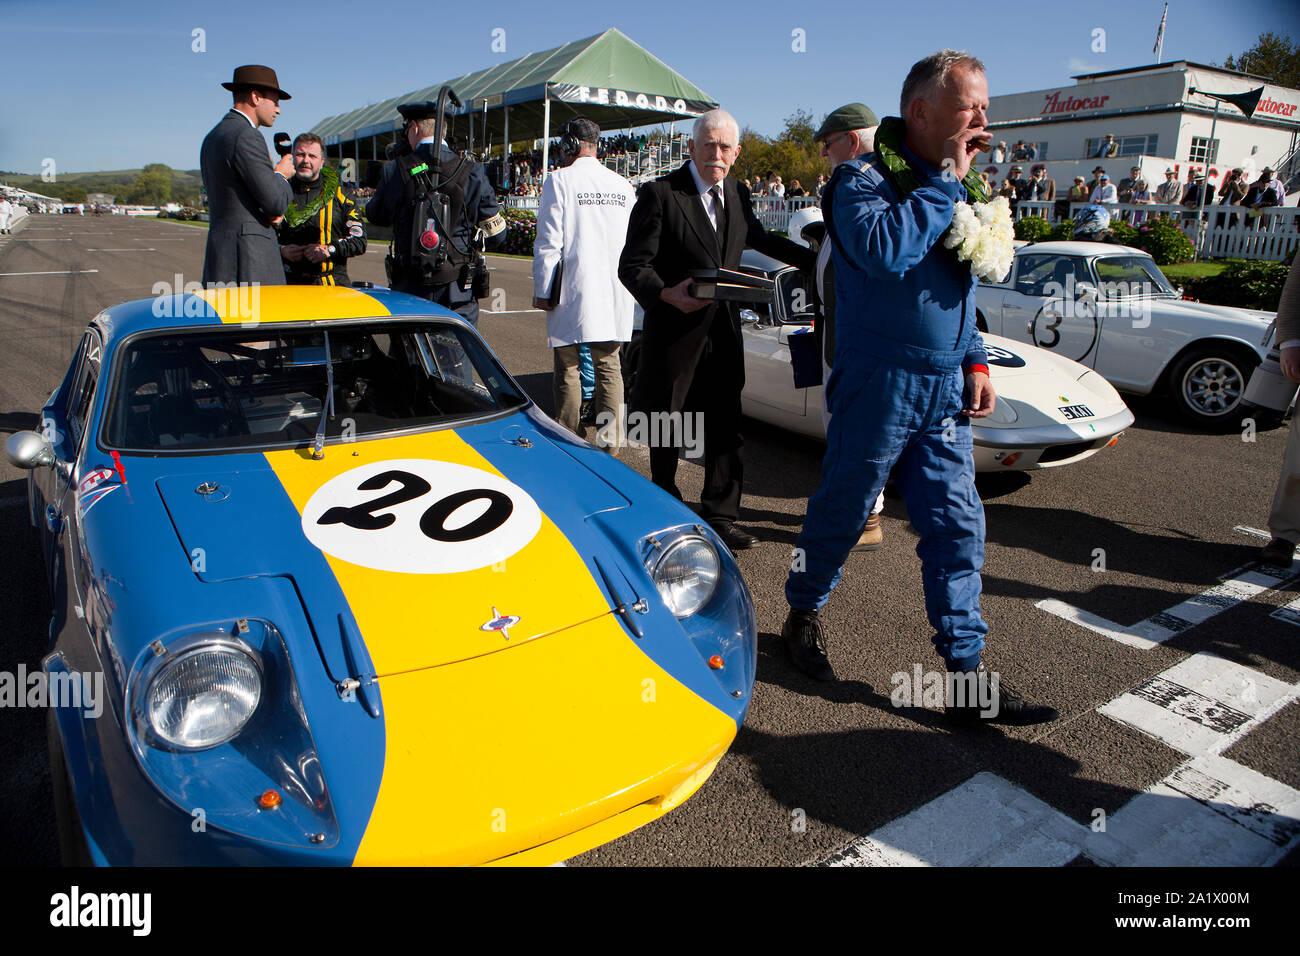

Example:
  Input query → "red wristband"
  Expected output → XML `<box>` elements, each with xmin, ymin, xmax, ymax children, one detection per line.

<box><xmin>965</xmin><ymin>364</ymin><xmax>989</xmax><ymax>377</ymax></box>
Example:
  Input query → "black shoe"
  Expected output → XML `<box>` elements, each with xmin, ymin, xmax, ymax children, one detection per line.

<box><xmin>781</xmin><ymin>609</ymin><xmax>836</xmax><ymax>681</ymax></box>
<box><xmin>945</xmin><ymin>664</ymin><xmax>1059</xmax><ymax>726</ymax></box>
<box><xmin>1259</xmin><ymin>537</ymin><xmax>1296</xmax><ymax>568</ymax></box>
<box><xmin>711</xmin><ymin>521</ymin><xmax>757</xmax><ymax>551</ymax></box>
<box><xmin>579</xmin><ymin>399</ymin><xmax>596</xmax><ymax>427</ymax></box>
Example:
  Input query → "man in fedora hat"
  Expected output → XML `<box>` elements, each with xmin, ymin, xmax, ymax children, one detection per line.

<box><xmin>201</xmin><ymin>65</ymin><xmax>295</xmax><ymax>287</ymax></box>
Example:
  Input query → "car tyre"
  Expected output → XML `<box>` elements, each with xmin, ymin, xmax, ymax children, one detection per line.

<box><xmin>47</xmin><ymin>711</ymin><xmax>93</xmax><ymax>866</ymax></box>
<box><xmin>1166</xmin><ymin>344</ymin><xmax>1258</xmax><ymax>429</ymax></box>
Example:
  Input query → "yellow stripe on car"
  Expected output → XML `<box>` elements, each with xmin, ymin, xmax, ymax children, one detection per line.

<box><xmin>264</xmin><ymin>430</ymin><xmax>736</xmax><ymax>864</ymax></box>
<box><xmin>356</xmin><ymin>618</ymin><xmax>735</xmax><ymax>866</ymax></box>
<box><xmin>194</xmin><ymin>285</ymin><xmax>388</xmax><ymax>324</ymax></box>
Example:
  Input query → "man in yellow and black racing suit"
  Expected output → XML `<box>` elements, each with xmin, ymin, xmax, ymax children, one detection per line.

<box><xmin>278</xmin><ymin>132</ymin><xmax>367</xmax><ymax>286</ymax></box>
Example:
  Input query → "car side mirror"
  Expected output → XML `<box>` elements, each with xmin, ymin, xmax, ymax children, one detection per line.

<box><xmin>5</xmin><ymin>430</ymin><xmax>55</xmax><ymax>470</ymax></box>
<box><xmin>739</xmin><ymin>309</ymin><xmax>762</xmax><ymax>327</ymax></box>
<box><xmin>1075</xmin><ymin>281</ymin><xmax>1099</xmax><ymax>302</ymax></box>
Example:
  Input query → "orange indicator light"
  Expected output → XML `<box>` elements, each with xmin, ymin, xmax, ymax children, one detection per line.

<box><xmin>258</xmin><ymin>789</ymin><xmax>283</xmax><ymax>810</ymax></box>
<box><xmin>1001</xmin><ymin>453</ymin><xmax>1020</xmax><ymax>467</ymax></box>
<box><xmin>708</xmin><ymin>655</ymin><xmax>724</xmax><ymax>669</ymax></box>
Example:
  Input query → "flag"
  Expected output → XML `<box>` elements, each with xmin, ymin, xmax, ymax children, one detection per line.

<box><xmin>1153</xmin><ymin>3</ymin><xmax>1167</xmax><ymax>55</ymax></box>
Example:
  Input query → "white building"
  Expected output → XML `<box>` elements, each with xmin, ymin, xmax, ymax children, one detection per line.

<box><xmin>986</xmin><ymin>60</ymin><xmax>1300</xmax><ymax>199</ymax></box>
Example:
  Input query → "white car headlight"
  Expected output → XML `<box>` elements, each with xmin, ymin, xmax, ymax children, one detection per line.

<box><xmin>651</xmin><ymin>536</ymin><xmax>720</xmax><ymax>618</ymax></box>
<box><xmin>984</xmin><ymin>398</ymin><xmax>1019</xmax><ymax>425</ymax></box>
<box><xmin>145</xmin><ymin>642</ymin><xmax>262</xmax><ymax>750</ymax></box>
<box><xmin>1076</xmin><ymin>369</ymin><xmax>1122</xmax><ymax>401</ymax></box>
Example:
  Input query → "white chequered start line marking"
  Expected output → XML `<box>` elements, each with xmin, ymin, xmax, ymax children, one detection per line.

<box><xmin>808</xmin><ymin>651</ymin><xmax>1300</xmax><ymax>867</ymax></box>
<box><xmin>1037</xmin><ymin>560</ymin><xmax>1299</xmax><ymax>649</ymax></box>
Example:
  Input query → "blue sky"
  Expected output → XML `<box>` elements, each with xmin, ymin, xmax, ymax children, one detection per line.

<box><xmin>0</xmin><ymin>0</ymin><xmax>1296</xmax><ymax>174</ymax></box>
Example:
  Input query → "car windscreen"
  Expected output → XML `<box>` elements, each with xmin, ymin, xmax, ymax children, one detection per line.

<box><xmin>102</xmin><ymin>319</ymin><xmax>527</xmax><ymax>451</ymax></box>
<box><xmin>1013</xmin><ymin>254</ymin><xmax>1091</xmax><ymax>297</ymax></box>
<box><xmin>1093</xmin><ymin>255</ymin><xmax>1177</xmax><ymax>297</ymax></box>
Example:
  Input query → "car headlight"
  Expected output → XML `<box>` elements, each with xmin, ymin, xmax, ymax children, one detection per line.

<box><xmin>650</xmin><ymin>536</ymin><xmax>720</xmax><ymax>618</ymax></box>
<box><xmin>126</xmin><ymin>621</ymin><xmax>341</xmax><ymax>850</ymax></box>
<box><xmin>144</xmin><ymin>640</ymin><xmax>262</xmax><ymax>750</ymax></box>
<box><xmin>1076</xmin><ymin>368</ymin><xmax>1120</xmax><ymax>400</ymax></box>
<box><xmin>984</xmin><ymin>397</ymin><xmax>1019</xmax><ymax>425</ymax></box>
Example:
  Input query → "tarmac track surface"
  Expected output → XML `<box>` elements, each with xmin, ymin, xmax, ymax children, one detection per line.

<box><xmin>0</xmin><ymin>214</ymin><xmax>1296</xmax><ymax>867</ymax></box>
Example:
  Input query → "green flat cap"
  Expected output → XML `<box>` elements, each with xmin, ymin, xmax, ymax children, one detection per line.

<box><xmin>815</xmin><ymin>103</ymin><xmax>880</xmax><ymax>142</ymax></box>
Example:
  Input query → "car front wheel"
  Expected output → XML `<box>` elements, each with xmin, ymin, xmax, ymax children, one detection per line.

<box><xmin>1167</xmin><ymin>345</ymin><xmax>1257</xmax><ymax>428</ymax></box>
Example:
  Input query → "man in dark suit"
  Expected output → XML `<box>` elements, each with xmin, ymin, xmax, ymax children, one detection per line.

<box><xmin>200</xmin><ymin>65</ymin><xmax>295</xmax><ymax>288</ymax></box>
<box><xmin>619</xmin><ymin>109</ymin><xmax>812</xmax><ymax>552</ymax></box>
<box><xmin>1028</xmin><ymin>164</ymin><xmax>1055</xmax><ymax>201</ymax></box>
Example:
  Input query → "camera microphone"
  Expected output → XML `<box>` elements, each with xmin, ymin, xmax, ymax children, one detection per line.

<box><xmin>274</xmin><ymin>132</ymin><xmax>292</xmax><ymax>157</ymax></box>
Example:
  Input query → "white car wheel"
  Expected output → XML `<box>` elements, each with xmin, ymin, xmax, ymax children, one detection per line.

<box><xmin>1169</xmin><ymin>346</ymin><xmax>1256</xmax><ymax>426</ymax></box>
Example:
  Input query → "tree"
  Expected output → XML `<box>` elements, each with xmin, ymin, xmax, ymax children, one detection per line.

<box><xmin>43</xmin><ymin>183</ymin><xmax>87</xmax><ymax>203</ymax></box>
<box><xmin>127</xmin><ymin>163</ymin><xmax>172</xmax><ymax>205</ymax></box>
<box><xmin>780</xmin><ymin>109</ymin><xmax>818</xmax><ymax>152</ymax></box>
<box><xmin>731</xmin><ymin>111</ymin><xmax>827</xmax><ymax>194</ymax></box>
<box><xmin>1223</xmin><ymin>33</ymin><xmax>1300</xmax><ymax>89</ymax></box>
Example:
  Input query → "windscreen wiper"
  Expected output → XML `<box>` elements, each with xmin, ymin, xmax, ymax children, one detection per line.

<box><xmin>312</xmin><ymin>330</ymin><xmax>336</xmax><ymax>460</ymax></box>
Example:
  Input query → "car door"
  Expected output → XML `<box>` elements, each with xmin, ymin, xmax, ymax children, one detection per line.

<box><xmin>740</xmin><ymin>267</ymin><xmax>808</xmax><ymax>420</ymax></box>
<box><xmin>1089</xmin><ymin>253</ymin><xmax>1179</xmax><ymax>390</ymax></box>
<box><xmin>1000</xmin><ymin>253</ymin><xmax>1101</xmax><ymax>366</ymax></box>
<box><xmin>55</xmin><ymin>329</ymin><xmax>104</xmax><ymax>635</ymax></box>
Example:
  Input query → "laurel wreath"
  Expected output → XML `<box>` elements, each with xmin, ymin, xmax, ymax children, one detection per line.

<box><xmin>282</xmin><ymin>165</ymin><xmax>340</xmax><ymax>229</ymax></box>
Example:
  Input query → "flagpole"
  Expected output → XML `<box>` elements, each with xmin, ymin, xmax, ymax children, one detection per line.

<box><xmin>1156</xmin><ymin>3</ymin><xmax>1167</xmax><ymax>64</ymax></box>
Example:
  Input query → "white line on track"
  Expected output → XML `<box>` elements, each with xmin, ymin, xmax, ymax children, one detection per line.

<box><xmin>1037</xmin><ymin>560</ymin><xmax>1298</xmax><ymax>648</ymax></box>
<box><xmin>810</xmin><ymin>773</ymin><xmax>1088</xmax><ymax>866</ymax></box>
<box><xmin>1235</xmin><ymin>525</ymin><xmax>1272</xmax><ymax>539</ymax></box>
<box><xmin>86</xmin><ymin>249</ymin><xmax>155</xmax><ymax>252</ymax></box>
<box><xmin>1270</xmin><ymin>593</ymin><xmax>1300</xmax><ymax>627</ymax></box>
<box><xmin>0</xmin><ymin>270</ymin><xmax>100</xmax><ymax>276</ymax></box>
<box><xmin>1098</xmin><ymin>652</ymin><xmax>1296</xmax><ymax>757</ymax></box>
<box><xmin>13</xmin><ymin>238</ymin><xmax>72</xmax><ymax>242</ymax></box>
<box><xmin>481</xmin><ymin>309</ymin><xmax>544</xmax><ymax>315</ymax></box>
<box><xmin>809</xmin><ymin>652</ymin><xmax>1300</xmax><ymax>867</ymax></box>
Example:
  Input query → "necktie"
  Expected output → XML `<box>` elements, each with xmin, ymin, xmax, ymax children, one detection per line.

<box><xmin>710</xmin><ymin>185</ymin><xmax>724</xmax><ymax>234</ymax></box>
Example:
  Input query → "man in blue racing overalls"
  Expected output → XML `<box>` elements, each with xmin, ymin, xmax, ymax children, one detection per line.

<box><xmin>781</xmin><ymin>49</ymin><xmax>1058</xmax><ymax>725</ymax></box>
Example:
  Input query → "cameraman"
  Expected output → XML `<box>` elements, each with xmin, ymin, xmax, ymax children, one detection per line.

<box><xmin>366</xmin><ymin>100</ymin><xmax>505</xmax><ymax>324</ymax></box>
<box><xmin>278</xmin><ymin>133</ymin><xmax>366</xmax><ymax>286</ymax></box>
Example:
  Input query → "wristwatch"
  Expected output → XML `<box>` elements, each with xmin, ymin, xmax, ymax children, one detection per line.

<box><xmin>327</xmin><ymin>244</ymin><xmax>336</xmax><ymax>256</ymax></box>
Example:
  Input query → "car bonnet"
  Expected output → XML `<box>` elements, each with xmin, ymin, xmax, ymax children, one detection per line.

<box><xmin>155</xmin><ymin>415</ymin><xmax>634</xmax><ymax>675</ymax></box>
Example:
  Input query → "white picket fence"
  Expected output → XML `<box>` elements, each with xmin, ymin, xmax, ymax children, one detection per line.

<box><xmin>1010</xmin><ymin>200</ymin><xmax>1300</xmax><ymax>262</ymax></box>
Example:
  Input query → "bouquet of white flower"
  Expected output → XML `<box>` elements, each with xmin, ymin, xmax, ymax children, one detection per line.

<box><xmin>943</xmin><ymin>197</ymin><xmax>1014</xmax><ymax>284</ymax></box>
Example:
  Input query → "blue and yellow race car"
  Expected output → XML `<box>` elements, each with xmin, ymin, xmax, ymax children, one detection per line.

<box><xmin>7</xmin><ymin>285</ymin><xmax>756</xmax><ymax>865</ymax></box>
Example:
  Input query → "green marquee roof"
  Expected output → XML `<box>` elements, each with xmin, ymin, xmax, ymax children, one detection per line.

<box><xmin>311</xmin><ymin>28</ymin><xmax>717</xmax><ymax>148</ymax></box>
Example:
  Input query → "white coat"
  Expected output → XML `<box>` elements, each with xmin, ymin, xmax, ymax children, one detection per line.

<box><xmin>532</xmin><ymin>156</ymin><xmax>636</xmax><ymax>347</ymax></box>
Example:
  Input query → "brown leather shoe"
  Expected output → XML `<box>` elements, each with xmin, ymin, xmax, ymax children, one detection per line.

<box><xmin>1259</xmin><ymin>537</ymin><xmax>1296</xmax><ymax>568</ymax></box>
<box><xmin>850</xmin><ymin>513</ymin><xmax>883</xmax><ymax>552</ymax></box>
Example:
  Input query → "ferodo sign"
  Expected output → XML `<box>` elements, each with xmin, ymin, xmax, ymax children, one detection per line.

<box><xmin>548</xmin><ymin>83</ymin><xmax>714</xmax><ymax>117</ymax></box>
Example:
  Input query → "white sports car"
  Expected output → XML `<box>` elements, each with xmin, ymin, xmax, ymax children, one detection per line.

<box><xmin>729</xmin><ymin>253</ymin><xmax>1134</xmax><ymax>471</ymax></box>
<box><xmin>974</xmin><ymin>241</ymin><xmax>1274</xmax><ymax>427</ymax></box>
<box><xmin>622</xmin><ymin>230</ymin><xmax>1134</xmax><ymax>472</ymax></box>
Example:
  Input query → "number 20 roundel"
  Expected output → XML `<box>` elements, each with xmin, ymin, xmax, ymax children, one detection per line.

<box><xmin>301</xmin><ymin>459</ymin><xmax>543</xmax><ymax>574</ymax></box>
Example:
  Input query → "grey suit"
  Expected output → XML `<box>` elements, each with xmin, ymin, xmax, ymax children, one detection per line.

<box><xmin>200</xmin><ymin>110</ymin><xmax>292</xmax><ymax>286</ymax></box>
